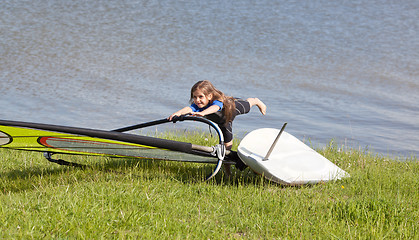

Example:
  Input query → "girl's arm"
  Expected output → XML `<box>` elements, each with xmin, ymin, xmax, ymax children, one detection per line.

<box><xmin>192</xmin><ymin>105</ymin><xmax>221</xmax><ymax>117</ymax></box>
<box><xmin>168</xmin><ymin>106</ymin><xmax>193</xmax><ymax>120</ymax></box>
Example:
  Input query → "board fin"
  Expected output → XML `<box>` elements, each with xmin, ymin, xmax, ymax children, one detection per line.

<box><xmin>262</xmin><ymin>122</ymin><xmax>287</xmax><ymax>161</ymax></box>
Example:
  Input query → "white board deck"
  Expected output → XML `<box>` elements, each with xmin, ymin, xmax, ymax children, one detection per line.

<box><xmin>237</xmin><ymin>128</ymin><xmax>349</xmax><ymax>185</ymax></box>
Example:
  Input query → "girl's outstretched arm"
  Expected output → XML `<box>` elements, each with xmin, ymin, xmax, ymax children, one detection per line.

<box><xmin>191</xmin><ymin>105</ymin><xmax>221</xmax><ymax>117</ymax></box>
<box><xmin>168</xmin><ymin>106</ymin><xmax>193</xmax><ymax>121</ymax></box>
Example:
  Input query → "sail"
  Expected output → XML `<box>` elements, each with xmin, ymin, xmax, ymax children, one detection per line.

<box><xmin>0</xmin><ymin>119</ymin><xmax>221</xmax><ymax>164</ymax></box>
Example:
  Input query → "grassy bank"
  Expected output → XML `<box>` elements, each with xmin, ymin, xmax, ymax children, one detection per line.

<box><xmin>0</xmin><ymin>133</ymin><xmax>418</xmax><ymax>239</ymax></box>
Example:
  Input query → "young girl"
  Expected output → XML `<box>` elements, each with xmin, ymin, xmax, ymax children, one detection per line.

<box><xmin>169</xmin><ymin>80</ymin><xmax>266</xmax><ymax>173</ymax></box>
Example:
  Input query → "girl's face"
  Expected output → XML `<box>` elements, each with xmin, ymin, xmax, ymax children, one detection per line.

<box><xmin>192</xmin><ymin>89</ymin><xmax>212</xmax><ymax>108</ymax></box>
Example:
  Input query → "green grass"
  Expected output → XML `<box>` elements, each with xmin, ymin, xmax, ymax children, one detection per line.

<box><xmin>0</xmin><ymin>132</ymin><xmax>418</xmax><ymax>239</ymax></box>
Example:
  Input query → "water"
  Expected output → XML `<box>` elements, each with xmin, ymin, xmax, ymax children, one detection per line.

<box><xmin>1</xmin><ymin>0</ymin><xmax>418</xmax><ymax>157</ymax></box>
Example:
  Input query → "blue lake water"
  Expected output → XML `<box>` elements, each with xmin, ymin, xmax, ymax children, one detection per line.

<box><xmin>1</xmin><ymin>0</ymin><xmax>418</xmax><ymax>158</ymax></box>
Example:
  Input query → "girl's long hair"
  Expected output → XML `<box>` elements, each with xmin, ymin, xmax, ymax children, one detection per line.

<box><xmin>190</xmin><ymin>80</ymin><xmax>235</xmax><ymax>123</ymax></box>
